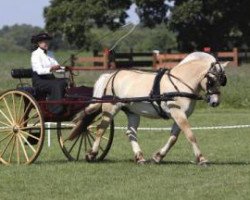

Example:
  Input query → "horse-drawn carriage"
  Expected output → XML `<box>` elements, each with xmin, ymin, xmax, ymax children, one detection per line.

<box><xmin>0</xmin><ymin>67</ymin><xmax>114</xmax><ymax>165</ymax></box>
<box><xmin>0</xmin><ymin>52</ymin><xmax>228</xmax><ymax>165</ymax></box>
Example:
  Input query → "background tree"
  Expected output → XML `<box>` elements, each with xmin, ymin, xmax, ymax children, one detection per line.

<box><xmin>169</xmin><ymin>0</ymin><xmax>250</xmax><ymax>51</ymax></box>
<box><xmin>135</xmin><ymin>0</ymin><xmax>170</xmax><ymax>27</ymax></box>
<box><xmin>44</xmin><ymin>0</ymin><xmax>132</xmax><ymax>49</ymax></box>
<box><xmin>90</xmin><ymin>24</ymin><xmax>177</xmax><ymax>52</ymax></box>
<box><xmin>0</xmin><ymin>24</ymin><xmax>42</xmax><ymax>51</ymax></box>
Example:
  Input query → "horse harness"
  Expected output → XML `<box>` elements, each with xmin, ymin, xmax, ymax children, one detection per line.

<box><xmin>106</xmin><ymin>68</ymin><xmax>186</xmax><ymax>119</ymax></box>
<box><xmin>104</xmin><ymin>61</ymin><xmax>227</xmax><ymax>119</ymax></box>
<box><xmin>149</xmin><ymin>68</ymin><xmax>170</xmax><ymax>119</ymax></box>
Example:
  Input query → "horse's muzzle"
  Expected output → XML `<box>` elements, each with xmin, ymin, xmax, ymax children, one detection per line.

<box><xmin>207</xmin><ymin>94</ymin><xmax>220</xmax><ymax>107</ymax></box>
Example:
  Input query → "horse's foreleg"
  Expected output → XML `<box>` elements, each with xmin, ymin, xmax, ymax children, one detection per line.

<box><xmin>125</xmin><ymin>112</ymin><xmax>145</xmax><ymax>164</ymax></box>
<box><xmin>152</xmin><ymin>122</ymin><xmax>180</xmax><ymax>163</ymax></box>
<box><xmin>170</xmin><ymin>109</ymin><xmax>208</xmax><ymax>165</ymax></box>
<box><xmin>86</xmin><ymin>104</ymin><xmax>119</xmax><ymax>162</ymax></box>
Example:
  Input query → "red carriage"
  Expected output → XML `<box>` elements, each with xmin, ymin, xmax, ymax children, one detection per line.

<box><xmin>0</xmin><ymin>68</ymin><xmax>114</xmax><ymax>165</ymax></box>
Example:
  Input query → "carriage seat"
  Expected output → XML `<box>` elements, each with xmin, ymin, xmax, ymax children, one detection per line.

<box><xmin>11</xmin><ymin>68</ymin><xmax>33</xmax><ymax>79</ymax></box>
<box><xmin>11</xmin><ymin>68</ymin><xmax>47</xmax><ymax>99</ymax></box>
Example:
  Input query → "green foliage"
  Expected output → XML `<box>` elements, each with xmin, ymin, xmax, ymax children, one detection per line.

<box><xmin>44</xmin><ymin>0</ymin><xmax>132</xmax><ymax>48</ymax></box>
<box><xmin>135</xmin><ymin>0</ymin><xmax>170</xmax><ymax>27</ymax></box>
<box><xmin>0</xmin><ymin>24</ymin><xmax>43</xmax><ymax>51</ymax></box>
<box><xmin>169</xmin><ymin>0</ymin><xmax>250</xmax><ymax>51</ymax></box>
<box><xmin>89</xmin><ymin>24</ymin><xmax>177</xmax><ymax>52</ymax></box>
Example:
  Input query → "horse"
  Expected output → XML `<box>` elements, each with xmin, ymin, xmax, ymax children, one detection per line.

<box><xmin>71</xmin><ymin>52</ymin><xmax>229</xmax><ymax>165</ymax></box>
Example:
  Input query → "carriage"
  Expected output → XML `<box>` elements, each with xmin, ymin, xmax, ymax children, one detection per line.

<box><xmin>0</xmin><ymin>53</ymin><xmax>227</xmax><ymax>165</ymax></box>
<box><xmin>0</xmin><ymin>67</ymin><xmax>115</xmax><ymax>165</ymax></box>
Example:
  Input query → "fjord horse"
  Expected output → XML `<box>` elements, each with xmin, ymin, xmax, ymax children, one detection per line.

<box><xmin>72</xmin><ymin>52</ymin><xmax>228</xmax><ymax>165</ymax></box>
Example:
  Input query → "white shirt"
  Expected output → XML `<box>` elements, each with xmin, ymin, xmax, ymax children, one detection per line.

<box><xmin>31</xmin><ymin>47</ymin><xmax>59</xmax><ymax>75</ymax></box>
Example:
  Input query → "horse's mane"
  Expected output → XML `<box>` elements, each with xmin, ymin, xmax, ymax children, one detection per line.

<box><xmin>177</xmin><ymin>52</ymin><xmax>216</xmax><ymax>66</ymax></box>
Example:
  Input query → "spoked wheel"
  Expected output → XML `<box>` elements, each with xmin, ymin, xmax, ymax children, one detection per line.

<box><xmin>0</xmin><ymin>90</ymin><xmax>44</xmax><ymax>165</ymax></box>
<box><xmin>57</xmin><ymin>115</ymin><xmax>114</xmax><ymax>162</ymax></box>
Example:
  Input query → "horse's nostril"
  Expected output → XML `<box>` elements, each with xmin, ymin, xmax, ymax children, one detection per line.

<box><xmin>212</xmin><ymin>102</ymin><xmax>219</xmax><ymax>107</ymax></box>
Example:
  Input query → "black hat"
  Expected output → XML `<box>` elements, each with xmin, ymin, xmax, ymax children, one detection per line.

<box><xmin>31</xmin><ymin>33</ymin><xmax>52</xmax><ymax>43</ymax></box>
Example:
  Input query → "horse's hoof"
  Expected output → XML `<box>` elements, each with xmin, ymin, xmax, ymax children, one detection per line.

<box><xmin>198</xmin><ymin>159</ymin><xmax>209</xmax><ymax>167</ymax></box>
<box><xmin>151</xmin><ymin>152</ymin><xmax>164</xmax><ymax>164</ymax></box>
<box><xmin>134</xmin><ymin>151</ymin><xmax>146</xmax><ymax>165</ymax></box>
<box><xmin>137</xmin><ymin>159</ymin><xmax>146</xmax><ymax>165</ymax></box>
<box><xmin>85</xmin><ymin>150</ymin><xmax>98</xmax><ymax>162</ymax></box>
<box><xmin>196</xmin><ymin>155</ymin><xmax>209</xmax><ymax>167</ymax></box>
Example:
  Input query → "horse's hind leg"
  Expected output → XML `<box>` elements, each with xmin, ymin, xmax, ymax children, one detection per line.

<box><xmin>125</xmin><ymin>111</ymin><xmax>145</xmax><ymax>164</ymax></box>
<box><xmin>152</xmin><ymin>122</ymin><xmax>180</xmax><ymax>163</ymax></box>
<box><xmin>86</xmin><ymin>103</ymin><xmax>120</xmax><ymax>162</ymax></box>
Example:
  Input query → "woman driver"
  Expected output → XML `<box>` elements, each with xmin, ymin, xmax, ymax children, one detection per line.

<box><xmin>31</xmin><ymin>33</ymin><xmax>67</xmax><ymax>114</ymax></box>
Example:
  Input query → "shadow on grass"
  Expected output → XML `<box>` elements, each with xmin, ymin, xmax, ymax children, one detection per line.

<box><xmin>151</xmin><ymin>160</ymin><xmax>250</xmax><ymax>166</ymax></box>
<box><xmin>33</xmin><ymin>158</ymin><xmax>250</xmax><ymax>166</ymax></box>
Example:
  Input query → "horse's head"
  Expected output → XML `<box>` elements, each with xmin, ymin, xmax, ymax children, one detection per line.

<box><xmin>200</xmin><ymin>61</ymin><xmax>229</xmax><ymax>107</ymax></box>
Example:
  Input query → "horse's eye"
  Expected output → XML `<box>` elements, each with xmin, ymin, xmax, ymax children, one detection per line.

<box><xmin>220</xmin><ymin>75</ymin><xmax>227</xmax><ymax>86</ymax></box>
<box><xmin>207</xmin><ymin>79</ymin><xmax>215</xmax><ymax>88</ymax></box>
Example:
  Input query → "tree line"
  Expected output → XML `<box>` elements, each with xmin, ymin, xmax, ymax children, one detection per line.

<box><xmin>1</xmin><ymin>0</ymin><xmax>250</xmax><ymax>52</ymax></box>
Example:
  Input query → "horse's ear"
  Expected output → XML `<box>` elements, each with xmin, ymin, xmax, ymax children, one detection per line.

<box><xmin>221</xmin><ymin>61</ymin><xmax>230</xmax><ymax>68</ymax></box>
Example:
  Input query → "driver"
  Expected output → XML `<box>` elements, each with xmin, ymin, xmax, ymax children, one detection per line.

<box><xmin>31</xmin><ymin>32</ymin><xmax>67</xmax><ymax>114</ymax></box>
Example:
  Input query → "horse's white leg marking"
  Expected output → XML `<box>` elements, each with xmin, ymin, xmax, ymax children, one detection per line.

<box><xmin>125</xmin><ymin>112</ymin><xmax>145</xmax><ymax>163</ymax></box>
<box><xmin>170</xmin><ymin>108</ymin><xmax>208</xmax><ymax>164</ymax></box>
<box><xmin>152</xmin><ymin>123</ymin><xmax>180</xmax><ymax>163</ymax></box>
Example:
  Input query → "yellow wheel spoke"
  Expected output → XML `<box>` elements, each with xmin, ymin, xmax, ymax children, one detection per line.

<box><xmin>0</xmin><ymin>109</ymin><xmax>13</xmax><ymax>125</ymax></box>
<box><xmin>8</xmin><ymin>136</ymin><xmax>16</xmax><ymax>163</ymax></box>
<box><xmin>18</xmin><ymin>102</ymin><xmax>32</xmax><ymax>124</ymax></box>
<box><xmin>17</xmin><ymin>134</ymin><xmax>29</xmax><ymax>162</ymax></box>
<box><xmin>19</xmin><ymin>112</ymin><xmax>38</xmax><ymax>127</ymax></box>
<box><xmin>16</xmin><ymin>136</ymin><xmax>20</xmax><ymax>164</ymax></box>
<box><xmin>0</xmin><ymin>127</ymin><xmax>12</xmax><ymax>134</ymax></box>
<box><xmin>20</xmin><ymin>121</ymin><xmax>41</xmax><ymax>130</ymax></box>
<box><xmin>19</xmin><ymin>133</ymin><xmax>36</xmax><ymax>153</ymax></box>
<box><xmin>0</xmin><ymin>120</ymin><xmax>12</xmax><ymax>128</ymax></box>
<box><xmin>16</xmin><ymin>95</ymin><xmax>24</xmax><ymax>122</ymax></box>
<box><xmin>3</xmin><ymin>97</ymin><xmax>15</xmax><ymax>123</ymax></box>
<box><xmin>20</xmin><ymin>130</ymin><xmax>40</xmax><ymax>141</ymax></box>
<box><xmin>0</xmin><ymin>134</ymin><xmax>14</xmax><ymax>158</ymax></box>
<box><xmin>0</xmin><ymin>132</ymin><xmax>12</xmax><ymax>143</ymax></box>
<box><xmin>12</xmin><ymin>93</ymin><xmax>17</xmax><ymax>121</ymax></box>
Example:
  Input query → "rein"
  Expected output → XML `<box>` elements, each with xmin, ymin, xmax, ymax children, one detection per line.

<box><xmin>105</xmin><ymin>68</ymin><xmax>205</xmax><ymax>103</ymax></box>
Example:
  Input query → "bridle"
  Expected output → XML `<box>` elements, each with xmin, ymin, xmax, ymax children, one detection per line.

<box><xmin>204</xmin><ymin>61</ymin><xmax>227</xmax><ymax>96</ymax></box>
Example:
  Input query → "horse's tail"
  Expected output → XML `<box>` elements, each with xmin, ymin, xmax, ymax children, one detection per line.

<box><xmin>93</xmin><ymin>73</ymin><xmax>112</xmax><ymax>98</ymax></box>
<box><xmin>68</xmin><ymin>73</ymin><xmax>112</xmax><ymax>140</ymax></box>
<box><xmin>68</xmin><ymin>103</ymin><xmax>101</xmax><ymax>141</ymax></box>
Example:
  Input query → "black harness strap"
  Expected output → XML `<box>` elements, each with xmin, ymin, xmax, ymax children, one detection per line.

<box><xmin>150</xmin><ymin>68</ymin><xmax>169</xmax><ymax>119</ymax></box>
<box><xmin>167</xmin><ymin>70</ymin><xmax>180</xmax><ymax>92</ymax></box>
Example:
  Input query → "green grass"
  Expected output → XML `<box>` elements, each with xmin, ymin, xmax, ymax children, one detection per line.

<box><xmin>0</xmin><ymin>52</ymin><xmax>250</xmax><ymax>200</ymax></box>
<box><xmin>1</xmin><ymin>109</ymin><xmax>250</xmax><ymax>200</ymax></box>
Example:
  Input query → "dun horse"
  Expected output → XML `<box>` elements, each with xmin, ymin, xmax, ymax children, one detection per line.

<box><xmin>71</xmin><ymin>52</ymin><xmax>228</xmax><ymax>165</ymax></box>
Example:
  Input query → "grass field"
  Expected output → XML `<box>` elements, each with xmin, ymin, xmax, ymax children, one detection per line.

<box><xmin>0</xmin><ymin>52</ymin><xmax>250</xmax><ymax>200</ymax></box>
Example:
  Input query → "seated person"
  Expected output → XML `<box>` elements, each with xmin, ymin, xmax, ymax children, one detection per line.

<box><xmin>31</xmin><ymin>33</ymin><xmax>67</xmax><ymax>114</ymax></box>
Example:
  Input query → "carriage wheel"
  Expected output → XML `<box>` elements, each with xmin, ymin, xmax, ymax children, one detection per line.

<box><xmin>57</xmin><ymin>115</ymin><xmax>114</xmax><ymax>162</ymax></box>
<box><xmin>0</xmin><ymin>90</ymin><xmax>44</xmax><ymax>165</ymax></box>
